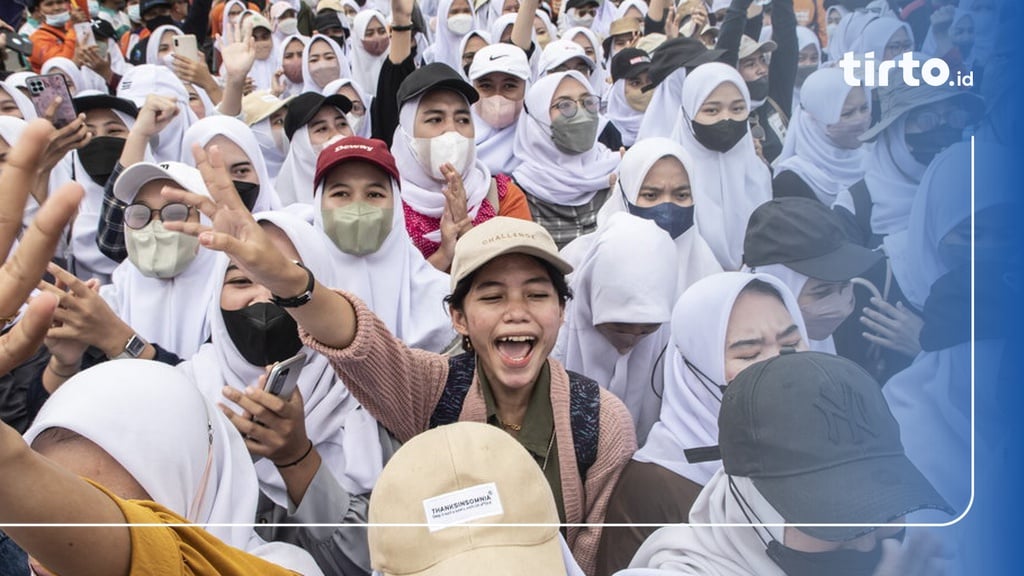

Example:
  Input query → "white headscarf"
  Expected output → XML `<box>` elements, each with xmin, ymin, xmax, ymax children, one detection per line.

<box><xmin>486</xmin><ymin>13</ymin><xmax>516</xmax><ymax>45</ymax></box>
<box><xmin>475</xmin><ymin>0</ymin><xmax>504</xmax><ymax>31</ymax></box>
<box><xmin>68</xmin><ymin>94</ymin><xmax>143</xmax><ymax>283</ymax></box>
<box><xmin>633</xmin><ymin>272</ymin><xmax>807</xmax><ymax>485</ymax></box>
<box><xmin>670</xmin><ymin>62</ymin><xmax>772</xmax><ymax>271</ymax></box>
<box><xmin>826</xmin><ymin>8</ymin><xmax>879</xmax><ymax>63</ymax></box>
<box><xmin>588</xmin><ymin>137</ymin><xmax>723</xmax><ymax>294</ymax></box>
<box><xmin>275</xmin><ymin>35</ymin><xmax>310</xmax><ymax>98</ymax></box>
<box><xmin>392</xmin><ymin>94</ymin><xmax>492</xmax><ymax>243</ymax></box>
<box><xmin>239</xmin><ymin>11</ymin><xmax>282</xmax><ymax>91</ymax></box>
<box><xmin>773</xmin><ymin>68</ymin><xmax>868</xmax><ymax>206</ymax></box>
<box><xmin>511</xmin><ymin>71</ymin><xmax>620</xmax><ymax>205</ymax></box>
<box><xmin>0</xmin><ymin>80</ymin><xmax>37</xmax><ymax>120</ymax></box>
<box><xmin>323</xmin><ymin>78</ymin><xmax>375</xmax><ymax>138</ymax></box>
<box><xmin>145</xmin><ymin>24</ymin><xmax>183</xmax><ymax>67</ymax></box>
<box><xmin>423</xmin><ymin>0</ymin><xmax>477</xmax><ymax>69</ymax></box>
<box><xmin>864</xmin><ymin>114</ymin><xmax>929</xmax><ymax>238</ymax></box>
<box><xmin>749</xmin><ymin>263</ymin><xmax>836</xmax><ymax>354</ymax></box>
<box><xmin>98</xmin><ymin>167</ymin><xmax>219</xmax><ymax>358</ymax></box>
<box><xmin>301</xmin><ymin>35</ymin><xmax>352</xmax><ymax>93</ymax></box>
<box><xmin>182</xmin><ymin>115</ymin><xmax>283</xmax><ymax>212</ymax></box>
<box><xmin>117</xmin><ymin>64</ymin><xmax>199</xmax><ymax>163</ymax></box>
<box><xmin>350</xmin><ymin>10</ymin><xmax>389</xmax><ymax>94</ymax></box>
<box><xmin>275</xmin><ymin>124</ymin><xmax>323</xmax><ymax>208</ymax></box>
<box><xmin>313</xmin><ymin>173</ymin><xmax>456</xmax><ymax>352</ymax></box>
<box><xmin>180</xmin><ymin>211</ymin><xmax>384</xmax><ymax>507</ymax></box>
<box><xmin>40</xmin><ymin>56</ymin><xmax>101</xmax><ymax>95</ymax></box>
<box><xmin>638</xmin><ymin>67</ymin><xmax>686</xmax><ymax>140</ymax></box>
<box><xmin>23</xmin><ymin>360</ymin><xmax>322</xmax><ymax>575</ymax></box>
<box><xmin>553</xmin><ymin>212</ymin><xmax>677</xmax><ymax>443</ymax></box>
<box><xmin>855</xmin><ymin>16</ymin><xmax>913</xmax><ymax>62</ymax></box>
<box><xmin>791</xmin><ymin>25</ymin><xmax>821</xmax><ymax>110</ymax></box>
<box><xmin>620</xmin><ymin>472</ymin><xmax>787</xmax><ymax>576</ymax></box>
<box><xmin>605</xmin><ymin>79</ymin><xmax>643</xmax><ymax>147</ymax></box>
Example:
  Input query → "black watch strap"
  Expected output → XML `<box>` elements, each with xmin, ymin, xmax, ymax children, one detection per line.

<box><xmin>391</xmin><ymin>23</ymin><xmax>414</xmax><ymax>31</ymax></box>
<box><xmin>271</xmin><ymin>261</ymin><xmax>315</xmax><ymax>308</ymax></box>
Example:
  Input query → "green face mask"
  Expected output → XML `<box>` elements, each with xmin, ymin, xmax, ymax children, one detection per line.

<box><xmin>321</xmin><ymin>202</ymin><xmax>394</xmax><ymax>256</ymax></box>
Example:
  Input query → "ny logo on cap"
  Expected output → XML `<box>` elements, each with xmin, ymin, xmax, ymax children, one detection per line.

<box><xmin>813</xmin><ymin>381</ymin><xmax>877</xmax><ymax>445</ymax></box>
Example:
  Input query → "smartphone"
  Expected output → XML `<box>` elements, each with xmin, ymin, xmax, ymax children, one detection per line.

<box><xmin>26</xmin><ymin>74</ymin><xmax>77</xmax><ymax>129</ymax></box>
<box><xmin>74</xmin><ymin>22</ymin><xmax>95</xmax><ymax>48</ymax></box>
<box><xmin>1</xmin><ymin>29</ymin><xmax>32</xmax><ymax>57</ymax></box>
<box><xmin>264</xmin><ymin>352</ymin><xmax>306</xmax><ymax>399</ymax></box>
<box><xmin>173</xmin><ymin>34</ymin><xmax>200</xmax><ymax>62</ymax></box>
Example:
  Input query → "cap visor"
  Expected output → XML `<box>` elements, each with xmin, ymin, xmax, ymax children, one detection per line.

<box><xmin>451</xmin><ymin>245</ymin><xmax>574</xmax><ymax>291</ymax></box>
<box><xmin>73</xmin><ymin>95</ymin><xmax>139</xmax><ymax>118</ymax></box>
<box><xmin>686</xmin><ymin>48</ymin><xmax>727</xmax><ymax>68</ymax></box>
<box><xmin>751</xmin><ymin>454</ymin><xmax>954</xmax><ymax>542</ymax></box>
<box><xmin>860</xmin><ymin>90</ymin><xmax>984</xmax><ymax>143</ymax></box>
<box><xmin>397</xmin><ymin>535</ymin><xmax>566</xmax><ymax>576</ymax></box>
<box><xmin>784</xmin><ymin>242</ymin><xmax>883</xmax><ymax>283</ymax></box>
<box><xmin>113</xmin><ymin>163</ymin><xmax>177</xmax><ymax>204</ymax></box>
<box><xmin>407</xmin><ymin>79</ymin><xmax>480</xmax><ymax>106</ymax></box>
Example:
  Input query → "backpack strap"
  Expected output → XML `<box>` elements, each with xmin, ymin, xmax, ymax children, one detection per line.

<box><xmin>849</xmin><ymin>179</ymin><xmax>873</xmax><ymax>241</ymax></box>
<box><xmin>431</xmin><ymin>355</ymin><xmax>603</xmax><ymax>480</ymax></box>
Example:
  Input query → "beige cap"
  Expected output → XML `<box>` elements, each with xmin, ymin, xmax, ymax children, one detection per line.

<box><xmin>368</xmin><ymin>422</ymin><xmax>567</xmax><ymax>576</ymax></box>
<box><xmin>242</xmin><ymin>90</ymin><xmax>292</xmax><ymax>126</ymax></box>
<box><xmin>738</xmin><ymin>34</ymin><xmax>777</xmax><ymax>60</ymax></box>
<box><xmin>636</xmin><ymin>33</ymin><xmax>668</xmax><ymax>54</ymax></box>
<box><xmin>608</xmin><ymin>17</ymin><xmax>642</xmax><ymax>38</ymax></box>
<box><xmin>449</xmin><ymin>217</ymin><xmax>573</xmax><ymax>291</ymax></box>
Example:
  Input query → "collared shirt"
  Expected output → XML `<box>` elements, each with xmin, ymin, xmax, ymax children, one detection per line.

<box><xmin>479</xmin><ymin>361</ymin><xmax>565</xmax><ymax>523</ymax></box>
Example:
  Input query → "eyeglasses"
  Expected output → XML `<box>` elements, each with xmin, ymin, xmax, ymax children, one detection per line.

<box><xmin>906</xmin><ymin>108</ymin><xmax>973</xmax><ymax>132</ymax></box>
<box><xmin>550</xmin><ymin>95</ymin><xmax>600</xmax><ymax>119</ymax></box>
<box><xmin>124</xmin><ymin>202</ymin><xmax>193</xmax><ymax>230</ymax></box>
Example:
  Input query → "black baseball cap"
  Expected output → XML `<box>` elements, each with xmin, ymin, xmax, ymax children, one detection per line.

<box><xmin>647</xmin><ymin>36</ymin><xmax>727</xmax><ymax>91</ymax></box>
<box><xmin>743</xmin><ymin>198</ymin><xmax>882</xmax><ymax>282</ymax></box>
<box><xmin>141</xmin><ymin>0</ymin><xmax>173</xmax><ymax>14</ymax></box>
<box><xmin>72</xmin><ymin>93</ymin><xmax>139</xmax><ymax>118</ymax></box>
<box><xmin>396</xmin><ymin>63</ymin><xmax>479</xmax><ymax>107</ymax></box>
<box><xmin>565</xmin><ymin>0</ymin><xmax>600</xmax><ymax>8</ymax></box>
<box><xmin>719</xmin><ymin>351</ymin><xmax>954</xmax><ymax>541</ymax></box>
<box><xmin>314</xmin><ymin>10</ymin><xmax>349</xmax><ymax>33</ymax></box>
<box><xmin>284</xmin><ymin>92</ymin><xmax>353</xmax><ymax>140</ymax></box>
<box><xmin>610</xmin><ymin>48</ymin><xmax>652</xmax><ymax>83</ymax></box>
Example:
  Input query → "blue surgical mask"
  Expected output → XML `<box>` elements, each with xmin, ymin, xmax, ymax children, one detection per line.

<box><xmin>627</xmin><ymin>200</ymin><xmax>694</xmax><ymax>239</ymax></box>
<box><xmin>45</xmin><ymin>10</ymin><xmax>71</xmax><ymax>27</ymax></box>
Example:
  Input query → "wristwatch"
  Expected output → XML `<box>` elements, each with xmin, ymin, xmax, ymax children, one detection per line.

<box><xmin>114</xmin><ymin>333</ymin><xmax>149</xmax><ymax>360</ymax></box>
<box><xmin>271</xmin><ymin>261</ymin><xmax>315</xmax><ymax>308</ymax></box>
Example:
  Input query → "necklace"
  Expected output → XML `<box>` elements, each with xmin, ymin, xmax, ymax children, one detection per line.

<box><xmin>497</xmin><ymin>416</ymin><xmax>522</xmax><ymax>432</ymax></box>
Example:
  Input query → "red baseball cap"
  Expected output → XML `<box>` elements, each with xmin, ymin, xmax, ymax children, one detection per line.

<box><xmin>313</xmin><ymin>137</ymin><xmax>401</xmax><ymax>190</ymax></box>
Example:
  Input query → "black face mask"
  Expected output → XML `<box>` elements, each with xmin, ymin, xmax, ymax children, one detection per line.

<box><xmin>628</xmin><ymin>201</ymin><xmax>695</xmax><ymax>239</ymax></box>
<box><xmin>795</xmin><ymin>65</ymin><xmax>817</xmax><ymax>87</ymax></box>
<box><xmin>221</xmin><ymin>302</ymin><xmax>304</xmax><ymax>367</ymax></box>
<box><xmin>78</xmin><ymin>136</ymin><xmax>126</xmax><ymax>186</ymax></box>
<box><xmin>905</xmin><ymin>125</ymin><xmax>963</xmax><ymax>165</ymax></box>
<box><xmin>746</xmin><ymin>76</ymin><xmax>770</xmax><ymax>102</ymax></box>
<box><xmin>692</xmin><ymin>118</ymin><xmax>748</xmax><ymax>153</ymax></box>
<box><xmin>766</xmin><ymin>539</ymin><xmax>883</xmax><ymax>576</ymax></box>
<box><xmin>145</xmin><ymin>15</ymin><xmax>176</xmax><ymax>32</ymax></box>
<box><xmin>233</xmin><ymin>180</ymin><xmax>260</xmax><ymax>212</ymax></box>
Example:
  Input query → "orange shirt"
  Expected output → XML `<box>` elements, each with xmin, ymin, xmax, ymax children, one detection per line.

<box><xmin>29</xmin><ymin>23</ymin><xmax>77</xmax><ymax>72</ymax></box>
<box><xmin>498</xmin><ymin>178</ymin><xmax>534</xmax><ymax>221</ymax></box>
<box><xmin>210</xmin><ymin>1</ymin><xmax>263</xmax><ymax>38</ymax></box>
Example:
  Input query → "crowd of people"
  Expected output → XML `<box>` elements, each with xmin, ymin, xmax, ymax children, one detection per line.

<box><xmin>0</xmin><ymin>0</ymin><xmax>1015</xmax><ymax>574</ymax></box>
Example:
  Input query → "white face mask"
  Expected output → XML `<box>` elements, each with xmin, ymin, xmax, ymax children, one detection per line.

<box><xmin>125</xmin><ymin>220</ymin><xmax>200</xmax><ymax>279</ymax></box>
<box><xmin>347</xmin><ymin>112</ymin><xmax>365</xmax><ymax>134</ymax></box>
<box><xmin>128</xmin><ymin>4</ymin><xmax>141</xmax><ymax>23</ymax></box>
<box><xmin>569</xmin><ymin>10</ymin><xmax>595</xmax><ymax>28</ymax></box>
<box><xmin>410</xmin><ymin>130</ymin><xmax>474</xmax><ymax>180</ymax></box>
<box><xmin>277</xmin><ymin>17</ymin><xmax>298</xmax><ymax>36</ymax></box>
<box><xmin>801</xmin><ymin>285</ymin><xmax>856</xmax><ymax>340</ymax></box>
<box><xmin>88</xmin><ymin>0</ymin><xmax>101</xmax><ymax>14</ymax></box>
<box><xmin>447</xmin><ymin>14</ymin><xmax>474</xmax><ymax>36</ymax></box>
<box><xmin>46</xmin><ymin>11</ymin><xmax>71</xmax><ymax>26</ymax></box>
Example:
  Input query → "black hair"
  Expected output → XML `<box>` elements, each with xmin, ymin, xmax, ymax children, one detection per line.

<box><xmin>443</xmin><ymin>256</ymin><xmax>573</xmax><ymax>352</ymax></box>
<box><xmin>739</xmin><ymin>278</ymin><xmax>786</xmax><ymax>305</ymax></box>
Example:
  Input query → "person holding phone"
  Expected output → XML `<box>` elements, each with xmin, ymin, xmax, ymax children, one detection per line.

<box><xmin>176</xmin><ymin>209</ymin><xmax>385</xmax><ymax>576</ymax></box>
<box><xmin>28</xmin><ymin>0</ymin><xmax>90</xmax><ymax>72</ymax></box>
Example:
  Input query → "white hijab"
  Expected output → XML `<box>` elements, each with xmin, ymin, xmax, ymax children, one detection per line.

<box><xmin>633</xmin><ymin>272</ymin><xmax>807</xmax><ymax>485</ymax></box>
<box><xmin>511</xmin><ymin>71</ymin><xmax>620</xmax><ymax>205</ymax></box>
<box><xmin>350</xmin><ymin>10</ymin><xmax>389</xmax><ymax>94</ymax></box>
<box><xmin>670</xmin><ymin>62</ymin><xmax>772</xmax><ymax>271</ymax></box>
<box><xmin>182</xmin><ymin>115</ymin><xmax>283</xmax><ymax>212</ymax></box>
<box><xmin>117</xmin><ymin>64</ymin><xmax>199</xmax><ymax>163</ymax></box>
<box><xmin>773</xmin><ymin>68</ymin><xmax>868</xmax><ymax>206</ymax></box>
<box><xmin>99</xmin><ymin>166</ymin><xmax>219</xmax><ymax>358</ymax></box>
<box><xmin>0</xmin><ymin>80</ymin><xmax>37</xmax><ymax>120</ymax></box>
<box><xmin>301</xmin><ymin>35</ymin><xmax>352</xmax><ymax>93</ymax></box>
<box><xmin>553</xmin><ymin>212</ymin><xmax>677</xmax><ymax>444</ymax></box>
<box><xmin>314</xmin><ymin>175</ymin><xmax>456</xmax><ymax>352</ymax></box>
<box><xmin>864</xmin><ymin>114</ymin><xmax>930</xmax><ymax>238</ymax></box>
<box><xmin>23</xmin><ymin>360</ymin><xmax>323</xmax><ymax>575</ymax></box>
<box><xmin>826</xmin><ymin>8</ymin><xmax>879</xmax><ymax>63</ymax></box>
<box><xmin>323</xmin><ymin>78</ymin><xmax>375</xmax><ymax>138</ymax></box>
<box><xmin>145</xmin><ymin>24</ymin><xmax>183</xmax><ymax>67</ymax></box>
<box><xmin>588</xmin><ymin>137</ymin><xmax>722</xmax><ymax>295</ymax></box>
<box><xmin>392</xmin><ymin>94</ymin><xmax>492</xmax><ymax>242</ymax></box>
<box><xmin>180</xmin><ymin>211</ymin><xmax>384</xmax><ymax>508</ymax></box>
<box><xmin>486</xmin><ymin>13</ymin><xmax>516</xmax><ymax>46</ymax></box>
<box><xmin>236</xmin><ymin>12</ymin><xmax>281</xmax><ymax>91</ymax></box>
<box><xmin>423</xmin><ymin>0</ymin><xmax>477</xmax><ymax>69</ymax></box>
<box><xmin>606</xmin><ymin>80</ymin><xmax>643</xmax><ymax>148</ymax></box>
<box><xmin>275</xmin><ymin>35</ymin><xmax>310</xmax><ymax>98</ymax></box>
<box><xmin>41</xmin><ymin>56</ymin><xmax>105</xmax><ymax>94</ymax></box>
<box><xmin>563</xmin><ymin>27</ymin><xmax>609</xmax><ymax>96</ymax></box>
<box><xmin>620</xmin><ymin>471</ymin><xmax>788</xmax><ymax>576</ymax></box>
<box><xmin>638</xmin><ymin>66</ymin><xmax>686</xmax><ymax>140</ymax></box>
<box><xmin>750</xmin><ymin>263</ymin><xmax>836</xmax><ymax>354</ymax></box>
<box><xmin>856</xmin><ymin>16</ymin><xmax>913</xmax><ymax>62</ymax></box>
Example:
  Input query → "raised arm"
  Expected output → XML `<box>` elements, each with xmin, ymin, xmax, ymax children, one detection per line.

<box><xmin>511</xmin><ymin>0</ymin><xmax>539</xmax><ymax>54</ymax></box>
<box><xmin>216</xmin><ymin>20</ymin><xmax>257</xmax><ymax>118</ymax></box>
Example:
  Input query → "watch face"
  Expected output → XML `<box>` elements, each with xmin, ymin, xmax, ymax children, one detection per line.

<box><xmin>125</xmin><ymin>335</ymin><xmax>147</xmax><ymax>357</ymax></box>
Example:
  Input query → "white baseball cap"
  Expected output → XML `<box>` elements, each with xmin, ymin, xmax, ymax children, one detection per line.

<box><xmin>538</xmin><ymin>39</ymin><xmax>595</xmax><ymax>75</ymax></box>
<box><xmin>114</xmin><ymin>161</ymin><xmax>210</xmax><ymax>204</ymax></box>
<box><xmin>469</xmin><ymin>43</ymin><xmax>532</xmax><ymax>82</ymax></box>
